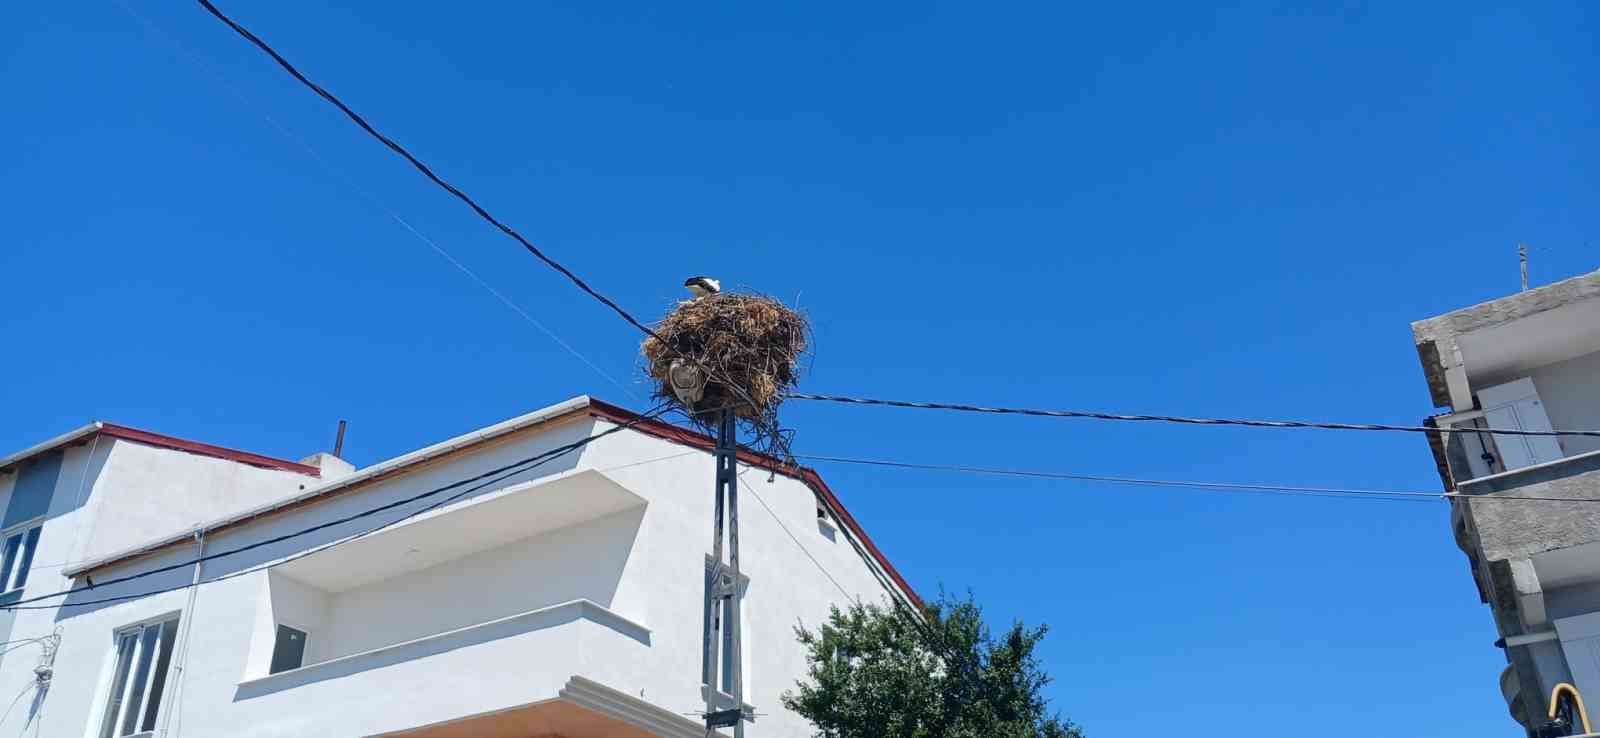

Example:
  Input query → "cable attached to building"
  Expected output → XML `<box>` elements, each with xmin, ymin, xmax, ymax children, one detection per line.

<box><xmin>786</xmin><ymin>392</ymin><xmax>1600</xmax><ymax>438</ymax></box>
<box><xmin>0</xmin><ymin>405</ymin><xmax>670</xmax><ymax>611</ymax></box>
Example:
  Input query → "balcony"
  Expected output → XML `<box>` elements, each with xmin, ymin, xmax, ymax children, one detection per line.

<box><xmin>372</xmin><ymin>677</ymin><xmax>709</xmax><ymax>738</ymax></box>
<box><xmin>223</xmin><ymin>468</ymin><xmax>696</xmax><ymax>738</ymax></box>
<box><xmin>1448</xmin><ymin>444</ymin><xmax>1600</xmax><ymax>566</ymax></box>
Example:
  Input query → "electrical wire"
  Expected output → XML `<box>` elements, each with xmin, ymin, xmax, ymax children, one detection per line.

<box><xmin>787</xmin><ymin>393</ymin><xmax>1600</xmax><ymax>438</ymax></box>
<box><xmin>110</xmin><ymin>0</ymin><xmax>639</xmax><ymax>402</ymax></box>
<box><xmin>0</xmin><ymin>641</ymin><xmax>52</xmax><ymax>662</ymax></box>
<box><xmin>736</xmin><ymin>467</ymin><xmax>856</xmax><ymax>604</ymax></box>
<box><xmin>800</xmin><ymin>466</ymin><xmax>934</xmax><ymax>632</ymax></box>
<box><xmin>0</xmin><ymin>684</ymin><xmax>31</xmax><ymax>733</ymax></box>
<box><xmin>2</xmin><ymin>406</ymin><xmax>668</xmax><ymax>612</ymax></box>
<box><xmin>192</xmin><ymin>0</ymin><xmax>767</xmax><ymax>423</ymax></box>
<box><xmin>796</xmin><ymin>453</ymin><xmax>1600</xmax><ymax>505</ymax></box>
<box><xmin>794</xmin><ymin>454</ymin><xmax>1443</xmax><ymax>502</ymax></box>
<box><xmin>0</xmin><ymin>405</ymin><xmax>670</xmax><ymax>611</ymax></box>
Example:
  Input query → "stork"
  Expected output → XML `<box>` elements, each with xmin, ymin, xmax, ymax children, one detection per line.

<box><xmin>684</xmin><ymin>276</ymin><xmax>721</xmax><ymax>298</ymax></box>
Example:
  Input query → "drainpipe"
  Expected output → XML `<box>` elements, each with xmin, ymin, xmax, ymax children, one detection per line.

<box><xmin>159</xmin><ymin>528</ymin><xmax>205</xmax><ymax>738</ymax></box>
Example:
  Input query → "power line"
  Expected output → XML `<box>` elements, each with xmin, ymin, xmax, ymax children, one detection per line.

<box><xmin>787</xmin><ymin>393</ymin><xmax>1600</xmax><ymax>438</ymax></box>
<box><xmin>0</xmin><ymin>405</ymin><xmax>669</xmax><ymax>611</ymax></box>
<box><xmin>193</xmin><ymin>0</ymin><xmax>648</xmax><ymax>339</ymax></box>
<box><xmin>796</xmin><ymin>464</ymin><xmax>933</xmax><ymax>629</ymax></box>
<box><xmin>191</xmin><ymin>0</ymin><xmax>773</xmax><ymax>423</ymax></box>
<box><xmin>0</xmin><ymin>683</ymin><xmax>31</xmax><ymax>733</ymax></box>
<box><xmin>737</xmin><ymin>466</ymin><xmax>856</xmax><ymax>603</ymax></box>
<box><xmin>795</xmin><ymin>454</ymin><xmax>1440</xmax><ymax>502</ymax></box>
<box><xmin>797</xmin><ymin>452</ymin><xmax>1600</xmax><ymax>505</ymax></box>
<box><xmin>110</xmin><ymin>0</ymin><xmax>638</xmax><ymax>402</ymax></box>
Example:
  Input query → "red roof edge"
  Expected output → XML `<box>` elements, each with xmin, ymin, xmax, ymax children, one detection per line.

<box><xmin>99</xmin><ymin>423</ymin><xmax>321</xmax><ymax>477</ymax></box>
<box><xmin>586</xmin><ymin>399</ymin><xmax>923</xmax><ymax>611</ymax></box>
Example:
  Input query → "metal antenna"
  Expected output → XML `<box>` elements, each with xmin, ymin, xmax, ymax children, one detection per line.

<box><xmin>703</xmin><ymin>408</ymin><xmax>748</xmax><ymax>737</ymax></box>
<box><xmin>1520</xmin><ymin>243</ymin><xmax>1529</xmax><ymax>291</ymax></box>
<box><xmin>332</xmin><ymin>420</ymin><xmax>348</xmax><ymax>458</ymax></box>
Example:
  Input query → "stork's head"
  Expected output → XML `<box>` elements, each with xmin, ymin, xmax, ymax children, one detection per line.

<box><xmin>684</xmin><ymin>276</ymin><xmax>721</xmax><ymax>298</ymax></box>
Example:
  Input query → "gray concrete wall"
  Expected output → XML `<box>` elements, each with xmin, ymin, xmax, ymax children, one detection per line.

<box><xmin>1546</xmin><ymin>581</ymin><xmax>1600</xmax><ymax>622</ymax></box>
<box><xmin>1532</xmin><ymin>349</ymin><xmax>1600</xmax><ymax>457</ymax></box>
<box><xmin>1528</xmin><ymin>638</ymin><xmax>1574</xmax><ymax>708</ymax></box>
<box><xmin>1413</xmin><ymin>269</ymin><xmax>1600</xmax><ymax>408</ymax></box>
<box><xmin>1461</xmin><ymin>453</ymin><xmax>1600</xmax><ymax>563</ymax></box>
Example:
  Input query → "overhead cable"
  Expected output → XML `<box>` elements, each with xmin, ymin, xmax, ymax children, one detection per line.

<box><xmin>192</xmin><ymin>0</ymin><xmax>764</xmax><ymax>419</ymax></box>
<box><xmin>798</xmin><ymin>453</ymin><xmax>1600</xmax><ymax>504</ymax></box>
<box><xmin>111</xmin><ymin>0</ymin><xmax>638</xmax><ymax>401</ymax></box>
<box><xmin>795</xmin><ymin>454</ymin><xmax>1439</xmax><ymax>502</ymax></box>
<box><xmin>0</xmin><ymin>405</ymin><xmax>669</xmax><ymax>611</ymax></box>
<box><xmin>787</xmin><ymin>393</ymin><xmax>1600</xmax><ymax>438</ymax></box>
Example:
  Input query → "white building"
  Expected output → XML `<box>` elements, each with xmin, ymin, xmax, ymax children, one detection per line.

<box><xmin>0</xmin><ymin>396</ymin><xmax>919</xmax><ymax>738</ymax></box>
<box><xmin>1411</xmin><ymin>269</ymin><xmax>1600</xmax><ymax>734</ymax></box>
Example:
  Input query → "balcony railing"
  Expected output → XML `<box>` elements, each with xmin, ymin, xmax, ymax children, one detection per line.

<box><xmin>236</xmin><ymin>598</ymin><xmax>649</xmax><ymax>696</ymax></box>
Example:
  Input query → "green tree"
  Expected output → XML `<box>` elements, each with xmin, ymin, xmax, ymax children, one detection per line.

<box><xmin>782</xmin><ymin>593</ymin><xmax>1083</xmax><ymax>738</ymax></box>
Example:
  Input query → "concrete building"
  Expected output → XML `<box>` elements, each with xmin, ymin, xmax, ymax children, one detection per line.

<box><xmin>0</xmin><ymin>396</ymin><xmax>918</xmax><ymax>738</ymax></box>
<box><xmin>1412</xmin><ymin>269</ymin><xmax>1600</xmax><ymax>734</ymax></box>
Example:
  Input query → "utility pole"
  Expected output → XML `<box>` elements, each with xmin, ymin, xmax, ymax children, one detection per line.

<box><xmin>703</xmin><ymin>409</ymin><xmax>747</xmax><ymax>737</ymax></box>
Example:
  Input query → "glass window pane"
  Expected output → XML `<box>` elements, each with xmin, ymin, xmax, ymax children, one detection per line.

<box><xmin>0</xmin><ymin>534</ymin><xmax>20</xmax><ymax>592</ymax></box>
<box><xmin>120</xmin><ymin>626</ymin><xmax>161</xmax><ymax>736</ymax></box>
<box><xmin>270</xmin><ymin>625</ymin><xmax>308</xmax><ymax>674</ymax></box>
<box><xmin>13</xmin><ymin>527</ymin><xmax>40</xmax><ymax>590</ymax></box>
<box><xmin>100</xmin><ymin>633</ymin><xmax>137</xmax><ymax>738</ymax></box>
<box><xmin>139</xmin><ymin>619</ymin><xmax>179</xmax><ymax>732</ymax></box>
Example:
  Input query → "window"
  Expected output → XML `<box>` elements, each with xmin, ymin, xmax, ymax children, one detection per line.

<box><xmin>816</xmin><ymin>499</ymin><xmax>838</xmax><ymax>528</ymax></box>
<box><xmin>0</xmin><ymin>523</ymin><xmax>41</xmax><ymax>594</ymax></box>
<box><xmin>1479</xmin><ymin>377</ymin><xmax>1566</xmax><ymax>471</ymax></box>
<box><xmin>269</xmin><ymin>625</ymin><xmax>308</xmax><ymax>674</ymax></box>
<box><xmin>99</xmin><ymin>617</ymin><xmax>179</xmax><ymax>738</ymax></box>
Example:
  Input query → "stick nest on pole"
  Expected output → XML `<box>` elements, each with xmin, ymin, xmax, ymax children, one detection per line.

<box><xmin>642</xmin><ymin>292</ymin><xmax>808</xmax><ymax>455</ymax></box>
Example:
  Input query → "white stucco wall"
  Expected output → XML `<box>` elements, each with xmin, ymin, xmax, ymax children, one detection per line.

<box><xmin>0</xmin><ymin>410</ymin><xmax>911</xmax><ymax>738</ymax></box>
<box><xmin>1532</xmin><ymin>349</ymin><xmax>1600</xmax><ymax>457</ymax></box>
<box><xmin>0</xmin><ymin>439</ymin><xmax>114</xmax><ymax>735</ymax></box>
<box><xmin>259</xmin><ymin>572</ymin><xmax>331</xmax><ymax>671</ymax></box>
<box><xmin>311</xmin><ymin>507</ymin><xmax>646</xmax><ymax>664</ymax></box>
<box><xmin>75</xmin><ymin>439</ymin><xmax>314</xmax><ymax>564</ymax></box>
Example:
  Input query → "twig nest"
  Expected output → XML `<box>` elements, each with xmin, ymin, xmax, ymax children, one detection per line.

<box><xmin>642</xmin><ymin>292</ymin><xmax>808</xmax><ymax>443</ymax></box>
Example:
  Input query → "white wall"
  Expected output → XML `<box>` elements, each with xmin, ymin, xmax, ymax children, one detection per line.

<box><xmin>576</xmin><ymin>419</ymin><xmax>901</xmax><ymax>734</ymax></box>
<box><xmin>255</xmin><ymin>572</ymin><xmax>331</xmax><ymax>673</ymax></box>
<box><xmin>1533</xmin><ymin>349</ymin><xmax>1600</xmax><ymax>457</ymax></box>
<box><xmin>311</xmin><ymin>507</ymin><xmax>644</xmax><ymax>664</ymax></box>
<box><xmin>0</xmin><ymin>411</ymin><xmax>913</xmax><ymax>738</ymax></box>
<box><xmin>75</xmin><ymin>440</ymin><xmax>313</xmax><ymax>564</ymax></box>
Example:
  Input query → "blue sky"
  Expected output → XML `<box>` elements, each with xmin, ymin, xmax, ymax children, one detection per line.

<box><xmin>3</xmin><ymin>1</ymin><xmax>1597</xmax><ymax>735</ymax></box>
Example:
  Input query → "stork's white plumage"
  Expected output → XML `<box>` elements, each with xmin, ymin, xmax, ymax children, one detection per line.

<box><xmin>684</xmin><ymin>276</ymin><xmax>721</xmax><ymax>298</ymax></box>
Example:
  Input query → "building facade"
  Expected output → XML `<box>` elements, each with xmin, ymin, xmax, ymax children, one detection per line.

<box><xmin>0</xmin><ymin>396</ymin><xmax>917</xmax><ymax>738</ymax></box>
<box><xmin>1412</xmin><ymin>269</ymin><xmax>1600</xmax><ymax>733</ymax></box>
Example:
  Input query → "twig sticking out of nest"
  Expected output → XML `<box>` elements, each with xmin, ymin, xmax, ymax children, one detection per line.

<box><xmin>642</xmin><ymin>292</ymin><xmax>808</xmax><ymax>455</ymax></box>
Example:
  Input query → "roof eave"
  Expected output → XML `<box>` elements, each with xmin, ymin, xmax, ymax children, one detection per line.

<box><xmin>64</xmin><ymin>396</ymin><xmax>596</xmax><ymax>578</ymax></box>
<box><xmin>0</xmin><ymin>423</ymin><xmax>101</xmax><ymax>475</ymax></box>
<box><xmin>63</xmin><ymin>396</ymin><xmax>923</xmax><ymax>614</ymax></box>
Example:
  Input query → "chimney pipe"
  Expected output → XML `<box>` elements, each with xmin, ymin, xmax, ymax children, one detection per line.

<box><xmin>333</xmin><ymin>420</ymin><xmax>348</xmax><ymax>458</ymax></box>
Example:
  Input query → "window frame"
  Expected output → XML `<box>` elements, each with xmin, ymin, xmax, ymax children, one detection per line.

<box><xmin>268</xmin><ymin>623</ymin><xmax>310</xmax><ymax>675</ymax></box>
<box><xmin>815</xmin><ymin>499</ymin><xmax>839</xmax><ymax>535</ymax></box>
<box><xmin>0</xmin><ymin>518</ymin><xmax>43</xmax><ymax>595</ymax></box>
<box><xmin>97</xmin><ymin>614</ymin><xmax>180</xmax><ymax>738</ymax></box>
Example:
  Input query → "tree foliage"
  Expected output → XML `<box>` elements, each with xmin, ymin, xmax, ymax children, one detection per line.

<box><xmin>782</xmin><ymin>593</ymin><xmax>1082</xmax><ymax>738</ymax></box>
